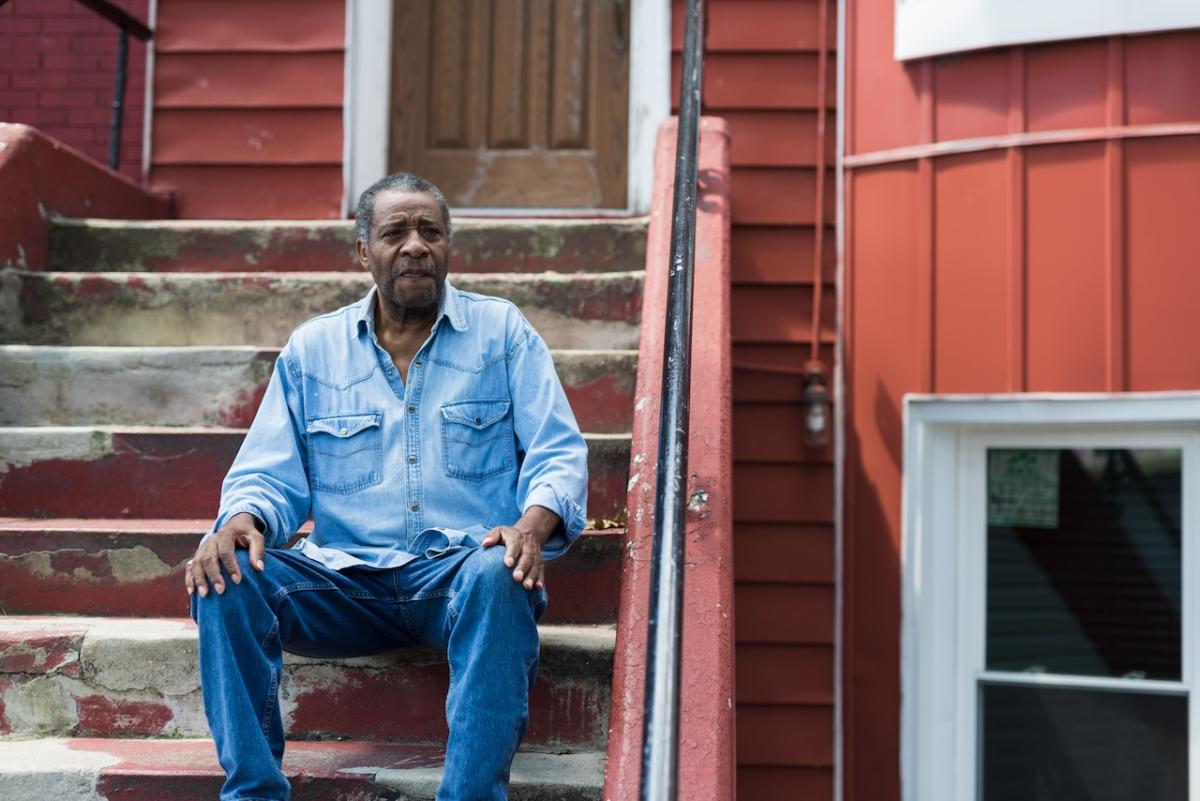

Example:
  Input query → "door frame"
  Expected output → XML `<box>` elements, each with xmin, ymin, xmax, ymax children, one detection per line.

<box><xmin>342</xmin><ymin>0</ymin><xmax>669</xmax><ymax>216</ymax></box>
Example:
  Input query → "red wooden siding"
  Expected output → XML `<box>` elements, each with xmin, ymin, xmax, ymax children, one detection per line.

<box><xmin>844</xmin><ymin>3</ymin><xmax>1200</xmax><ymax>798</ymax></box>
<box><xmin>673</xmin><ymin>1</ymin><xmax>838</xmax><ymax>797</ymax></box>
<box><xmin>148</xmin><ymin>0</ymin><xmax>344</xmax><ymax>218</ymax></box>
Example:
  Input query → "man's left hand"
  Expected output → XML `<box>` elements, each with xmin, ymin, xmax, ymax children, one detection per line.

<box><xmin>482</xmin><ymin>505</ymin><xmax>561</xmax><ymax>590</ymax></box>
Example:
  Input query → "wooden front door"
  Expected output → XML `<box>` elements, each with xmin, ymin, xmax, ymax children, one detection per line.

<box><xmin>389</xmin><ymin>0</ymin><xmax>630</xmax><ymax>209</ymax></box>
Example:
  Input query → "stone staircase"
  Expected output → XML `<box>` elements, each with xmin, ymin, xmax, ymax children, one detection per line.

<box><xmin>0</xmin><ymin>217</ymin><xmax>645</xmax><ymax>800</ymax></box>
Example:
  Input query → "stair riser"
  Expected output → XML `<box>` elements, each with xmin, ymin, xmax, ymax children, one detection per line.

<box><xmin>0</xmin><ymin>272</ymin><xmax>642</xmax><ymax>349</ymax></box>
<box><xmin>0</xmin><ymin>529</ymin><xmax>621</xmax><ymax>624</ymax></box>
<box><xmin>0</xmin><ymin>629</ymin><xmax>610</xmax><ymax>747</ymax></box>
<box><xmin>44</xmin><ymin>764</ymin><xmax>600</xmax><ymax>801</ymax></box>
<box><xmin>0</xmin><ymin>739</ymin><xmax>603</xmax><ymax>801</ymax></box>
<box><xmin>0</xmin><ymin>430</ymin><xmax>630</xmax><ymax>521</ymax></box>
<box><xmin>48</xmin><ymin>219</ymin><xmax>647</xmax><ymax>275</ymax></box>
<box><xmin>91</xmin><ymin>774</ymin><xmax>402</xmax><ymax>801</ymax></box>
<box><xmin>0</xmin><ymin>348</ymin><xmax>637</xmax><ymax>432</ymax></box>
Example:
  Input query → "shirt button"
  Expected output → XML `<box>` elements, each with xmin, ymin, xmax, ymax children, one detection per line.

<box><xmin>474</xmin><ymin>416</ymin><xmax>481</xmax><ymax>425</ymax></box>
<box><xmin>408</xmin><ymin>405</ymin><xmax>416</xmax><ymax>413</ymax></box>
<box><xmin>339</xmin><ymin>427</ymin><xmax>348</xmax><ymax>435</ymax></box>
<box><xmin>386</xmin><ymin>369</ymin><xmax>395</xmax><ymax>377</ymax></box>
<box><xmin>410</xmin><ymin>503</ymin><xmax>420</xmax><ymax>512</ymax></box>
<box><xmin>408</xmin><ymin>456</ymin><xmax>417</xmax><ymax>464</ymax></box>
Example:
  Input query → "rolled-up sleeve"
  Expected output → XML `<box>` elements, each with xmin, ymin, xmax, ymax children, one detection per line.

<box><xmin>505</xmin><ymin>314</ymin><xmax>589</xmax><ymax>559</ymax></box>
<box><xmin>209</xmin><ymin>345</ymin><xmax>312</xmax><ymax>548</ymax></box>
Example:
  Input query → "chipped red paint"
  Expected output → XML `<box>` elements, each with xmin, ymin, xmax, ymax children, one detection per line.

<box><xmin>605</xmin><ymin>118</ymin><xmax>736</xmax><ymax>801</ymax></box>
<box><xmin>0</xmin><ymin>430</ymin><xmax>625</xmax><ymax>520</ymax></box>
<box><xmin>125</xmin><ymin>274</ymin><xmax>155</xmax><ymax>296</ymax></box>
<box><xmin>0</xmin><ymin>556</ymin><xmax>189</xmax><ymax>618</ymax></box>
<box><xmin>562</xmin><ymin>374</ymin><xmax>638</xmax><ymax>434</ymax></box>
<box><xmin>0</xmin><ymin>431</ymin><xmax>239</xmax><ymax>518</ymax></box>
<box><xmin>74</xmin><ymin>275</ymin><xmax>121</xmax><ymax>305</ymax></box>
<box><xmin>0</xmin><ymin>631</ymin><xmax>83</xmax><ymax>675</ymax></box>
<box><xmin>0</xmin><ymin>125</ymin><xmax>172</xmax><ymax>270</ymax></box>
<box><xmin>212</xmin><ymin>395</ymin><xmax>265</xmax><ymax>430</ymax></box>
<box><xmin>286</xmin><ymin>659</ymin><xmax>607</xmax><ymax>747</ymax></box>
<box><xmin>48</xmin><ymin>549</ymin><xmax>116</xmax><ymax>579</ymax></box>
<box><xmin>82</xmin><ymin>738</ymin><xmax>442</xmax><ymax>800</ymax></box>
<box><xmin>0</xmin><ymin>519</ymin><xmax>616</xmax><ymax>622</ymax></box>
<box><xmin>77</xmin><ymin>696</ymin><xmax>175</xmax><ymax>737</ymax></box>
<box><xmin>49</xmin><ymin>219</ymin><xmax>646</xmax><ymax>274</ymax></box>
<box><xmin>214</xmin><ymin>382</ymin><xmax>270</xmax><ymax>428</ymax></box>
<box><xmin>238</xmin><ymin>273</ymin><xmax>281</xmax><ymax>290</ymax></box>
<box><xmin>0</xmin><ymin>677</ymin><xmax>10</xmax><ymax>734</ymax></box>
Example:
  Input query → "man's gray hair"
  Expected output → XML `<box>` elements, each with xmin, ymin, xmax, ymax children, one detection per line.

<box><xmin>355</xmin><ymin>172</ymin><xmax>452</xmax><ymax>243</ymax></box>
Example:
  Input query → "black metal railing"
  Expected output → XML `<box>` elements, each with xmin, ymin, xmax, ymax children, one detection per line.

<box><xmin>72</xmin><ymin>0</ymin><xmax>153</xmax><ymax>170</ymax></box>
<box><xmin>640</xmin><ymin>0</ymin><xmax>705</xmax><ymax>799</ymax></box>
<box><xmin>0</xmin><ymin>0</ymin><xmax>156</xmax><ymax>169</ymax></box>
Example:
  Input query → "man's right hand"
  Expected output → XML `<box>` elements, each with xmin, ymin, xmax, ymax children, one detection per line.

<box><xmin>186</xmin><ymin>512</ymin><xmax>266</xmax><ymax>598</ymax></box>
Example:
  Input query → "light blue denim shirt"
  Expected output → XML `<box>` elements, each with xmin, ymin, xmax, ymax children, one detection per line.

<box><xmin>210</xmin><ymin>279</ymin><xmax>590</xmax><ymax>570</ymax></box>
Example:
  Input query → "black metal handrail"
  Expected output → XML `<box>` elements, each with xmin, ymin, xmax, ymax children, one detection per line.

<box><xmin>0</xmin><ymin>0</ymin><xmax>154</xmax><ymax>169</ymax></box>
<box><xmin>73</xmin><ymin>0</ymin><xmax>153</xmax><ymax>171</ymax></box>
<box><xmin>640</xmin><ymin>0</ymin><xmax>705</xmax><ymax>799</ymax></box>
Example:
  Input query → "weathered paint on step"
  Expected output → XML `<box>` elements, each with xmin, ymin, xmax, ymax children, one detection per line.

<box><xmin>48</xmin><ymin>216</ymin><xmax>647</xmax><ymax>275</ymax></box>
<box><xmin>0</xmin><ymin>346</ymin><xmax>637</xmax><ymax>432</ymax></box>
<box><xmin>0</xmin><ymin>617</ymin><xmax>613</xmax><ymax>747</ymax></box>
<box><xmin>0</xmin><ymin>427</ymin><xmax>630</xmax><ymax>521</ymax></box>
<box><xmin>373</xmin><ymin>751</ymin><xmax>604</xmax><ymax>801</ymax></box>
<box><xmin>0</xmin><ymin>738</ymin><xmax>604</xmax><ymax>801</ymax></box>
<box><xmin>0</xmin><ymin>519</ymin><xmax>623</xmax><ymax>624</ymax></box>
<box><xmin>0</xmin><ymin>271</ymin><xmax>643</xmax><ymax>349</ymax></box>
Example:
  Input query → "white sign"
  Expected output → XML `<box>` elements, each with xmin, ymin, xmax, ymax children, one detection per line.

<box><xmin>895</xmin><ymin>0</ymin><xmax>1200</xmax><ymax>60</ymax></box>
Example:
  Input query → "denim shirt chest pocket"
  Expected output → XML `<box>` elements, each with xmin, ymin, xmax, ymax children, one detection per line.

<box><xmin>306</xmin><ymin>411</ymin><xmax>383</xmax><ymax>493</ymax></box>
<box><xmin>440</xmin><ymin>399</ymin><xmax>515</xmax><ymax>481</ymax></box>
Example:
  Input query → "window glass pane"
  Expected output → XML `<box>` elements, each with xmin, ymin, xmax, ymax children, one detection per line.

<box><xmin>981</xmin><ymin>683</ymin><xmax>1187</xmax><ymax>801</ymax></box>
<box><xmin>986</xmin><ymin>448</ymin><xmax>1181</xmax><ymax>679</ymax></box>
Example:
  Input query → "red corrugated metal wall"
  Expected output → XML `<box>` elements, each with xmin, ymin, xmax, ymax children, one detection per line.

<box><xmin>673</xmin><ymin>1</ymin><xmax>838</xmax><ymax>797</ymax></box>
<box><xmin>843</xmin><ymin>3</ymin><xmax>1200</xmax><ymax>797</ymax></box>
<box><xmin>148</xmin><ymin>0</ymin><xmax>345</xmax><ymax>218</ymax></box>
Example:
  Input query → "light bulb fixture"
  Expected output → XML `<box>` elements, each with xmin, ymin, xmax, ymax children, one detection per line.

<box><xmin>802</xmin><ymin>360</ymin><xmax>830</xmax><ymax>449</ymax></box>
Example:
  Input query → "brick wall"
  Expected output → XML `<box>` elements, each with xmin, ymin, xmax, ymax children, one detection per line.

<box><xmin>0</xmin><ymin>0</ymin><xmax>150</xmax><ymax>180</ymax></box>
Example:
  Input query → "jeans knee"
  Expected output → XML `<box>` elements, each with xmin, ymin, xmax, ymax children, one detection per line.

<box><xmin>193</xmin><ymin>551</ymin><xmax>264</xmax><ymax>619</ymax></box>
<box><xmin>456</xmin><ymin>546</ymin><xmax>546</xmax><ymax>623</ymax></box>
<box><xmin>465</xmin><ymin>546</ymin><xmax>522</xmax><ymax>595</ymax></box>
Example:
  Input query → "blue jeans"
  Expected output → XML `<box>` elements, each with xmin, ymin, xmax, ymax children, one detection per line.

<box><xmin>190</xmin><ymin>543</ymin><xmax>547</xmax><ymax>801</ymax></box>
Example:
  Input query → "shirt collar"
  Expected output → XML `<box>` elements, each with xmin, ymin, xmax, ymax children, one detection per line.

<box><xmin>355</xmin><ymin>278</ymin><xmax>468</xmax><ymax>338</ymax></box>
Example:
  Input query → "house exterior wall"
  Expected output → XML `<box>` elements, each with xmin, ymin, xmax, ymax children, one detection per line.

<box><xmin>147</xmin><ymin>0</ymin><xmax>345</xmax><ymax>218</ymax></box>
<box><xmin>0</xmin><ymin>0</ymin><xmax>149</xmax><ymax>181</ymax></box>
<box><xmin>842</xmin><ymin>1</ymin><xmax>1200</xmax><ymax>797</ymax></box>
<box><xmin>672</xmin><ymin>1</ymin><xmax>838</xmax><ymax>798</ymax></box>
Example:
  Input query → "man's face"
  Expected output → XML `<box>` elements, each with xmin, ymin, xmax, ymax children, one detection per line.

<box><xmin>356</xmin><ymin>189</ymin><xmax>450</xmax><ymax>314</ymax></box>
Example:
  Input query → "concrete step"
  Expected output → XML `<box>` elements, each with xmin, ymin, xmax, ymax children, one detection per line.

<box><xmin>0</xmin><ymin>738</ymin><xmax>603</xmax><ymax>800</ymax></box>
<box><xmin>0</xmin><ymin>519</ymin><xmax>622</xmax><ymax>625</ymax></box>
<box><xmin>0</xmin><ymin>616</ymin><xmax>612</xmax><ymax>748</ymax></box>
<box><xmin>48</xmin><ymin>216</ymin><xmax>647</xmax><ymax>275</ymax></box>
<box><xmin>0</xmin><ymin>270</ymin><xmax>643</xmax><ymax>349</ymax></box>
<box><xmin>0</xmin><ymin>427</ymin><xmax>630</xmax><ymax>521</ymax></box>
<box><xmin>0</xmin><ymin>345</ymin><xmax>638</xmax><ymax>433</ymax></box>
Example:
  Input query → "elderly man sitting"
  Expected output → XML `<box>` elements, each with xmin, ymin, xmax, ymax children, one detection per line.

<box><xmin>186</xmin><ymin>172</ymin><xmax>589</xmax><ymax>801</ymax></box>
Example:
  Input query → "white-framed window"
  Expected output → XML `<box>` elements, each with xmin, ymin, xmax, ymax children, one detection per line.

<box><xmin>902</xmin><ymin>393</ymin><xmax>1200</xmax><ymax>801</ymax></box>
